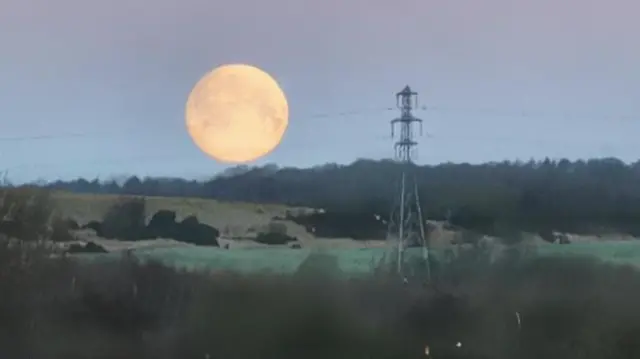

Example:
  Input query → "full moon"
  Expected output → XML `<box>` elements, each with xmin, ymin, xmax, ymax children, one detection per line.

<box><xmin>185</xmin><ymin>64</ymin><xmax>289</xmax><ymax>164</ymax></box>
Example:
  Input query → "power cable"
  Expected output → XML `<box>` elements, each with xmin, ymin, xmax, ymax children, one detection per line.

<box><xmin>0</xmin><ymin>107</ymin><xmax>394</xmax><ymax>143</ymax></box>
<box><xmin>3</xmin><ymin>105</ymin><xmax>639</xmax><ymax>143</ymax></box>
<box><xmin>420</xmin><ymin>105</ymin><xmax>640</xmax><ymax>122</ymax></box>
<box><xmin>2</xmin><ymin>103</ymin><xmax>638</xmax><ymax>174</ymax></box>
<box><xmin>4</xmin><ymin>153</ymin><xmax>199</xmax><ymax>171</ymax></box>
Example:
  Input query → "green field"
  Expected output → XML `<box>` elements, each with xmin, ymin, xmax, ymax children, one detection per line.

<box><xmin>74</xmin><ymin>240</ymin><xmax>640</xmax><ymax>275</ymax></box>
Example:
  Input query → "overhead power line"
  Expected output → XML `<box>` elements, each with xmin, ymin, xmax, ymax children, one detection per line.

<box><xmin>4</xmin><ymin>153</ymin><xmax>200</xmax><ymax>171</ymax></box>
<box><xmin>420</xmin><ymin>105</ymin><xmax>640</xmax><ymax>122</ymax></box>
<box><xmin>0</xmin><ymin>107</ymin><xmax>394</xmax><ymax>143</ymax></box>
<box><xmin>1</xmin><ymin>105</ymin><xmax>639</xmax><ymax>143</ymax></box>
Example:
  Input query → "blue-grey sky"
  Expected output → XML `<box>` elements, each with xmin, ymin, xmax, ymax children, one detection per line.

<box><xmin>1</xmin><ymin>0</ymin><xmax>639</xmax><ymax>183</ymax></box>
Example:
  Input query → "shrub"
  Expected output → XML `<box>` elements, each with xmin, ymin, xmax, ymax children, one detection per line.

<box><xmin>0</xmin><ymin>187</ymin><xmax>55</xmax><ymax>241</ymax></box>
<box><xmin>255</xmin><ymin>231</ymin><xmax>296</xmax><ymax>245</ymax></box>
<box><xmin>100</xmin><ymin>196</ymin><xmax>146</xmax><ymax>240</ymax></box>
<box><xmin>50</xmin><ymin>217</ymin><xmax>76</xmax><ymax>242</ymax></box>
<box><xmin>176</xmin><ymin>215</ymin><xmax>220</xmax><ymax>246</ymax></box>
<box><xmin>82</xmin><ymin>220</ymin><xmax>102</xmax><ymax>234</ymax></box>
<box><xmin>287</xmin><ymin>211</ymin><xmax>387</xmax><ymax>240</ymax></box>
<box><xmin>145</xmin><ymin>209</ymin><xmax>178</xmax><ymax>239</ymax></box>
<box><xmin>255</xmin><ymin>221</ymin><xmax>296</xmax><ymax>245</ymax></box>
<box><xmin>67</xmin><ymin>241</ymin><xmax>107</xmax><ymax>253</ymax></box>
<box><xmin>266</xmin><ymin>221</ymin><xmax>288</xmax><ymax>235</ymax></box>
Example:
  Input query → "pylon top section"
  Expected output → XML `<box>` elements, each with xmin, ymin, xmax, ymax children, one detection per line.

<box><xmin>396</xmin><ymin>85</ymin><xmax>416</xmax><ymax>97</ymax></box>
<box><xmin>396</xmin><ymin>85</ymin><xmax>419</xmax><ymax>110</ymax></box>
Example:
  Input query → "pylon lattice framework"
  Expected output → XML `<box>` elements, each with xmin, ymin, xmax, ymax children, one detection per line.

<box><xmin>386</xmin><ymin>85</ymin><xmax>430</xmax><ymax>278</ymax></box>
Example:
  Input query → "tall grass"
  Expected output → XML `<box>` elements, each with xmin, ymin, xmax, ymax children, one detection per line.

<box><xmin>2</xmin><ymin>241</ymin><xmax>640</xmax><ymax>359</ymax></box>
<box><xmin>0</xmin><ymin>187</ymin><xmax>55</xmax><ymax>242</ymax></box>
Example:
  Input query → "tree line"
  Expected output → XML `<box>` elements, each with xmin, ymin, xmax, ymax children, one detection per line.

<box><xmin>43</xmin><ymin>157</ymin><xmax>640</xmax><ymax>236</ymax></box>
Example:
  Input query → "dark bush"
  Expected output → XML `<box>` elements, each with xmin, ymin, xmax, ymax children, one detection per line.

<box><xmin>266</xmin><ymin>221</ymin><xmax>288</xmax><ymax>235</ymax></box>
<box><xmin>50</xmin><ymin>217</ymin><xmax>77</xmax><ymax>242</ymax></box>
<box><xmin>62</xmin><ymin>218</ymin><xmax>80</xmax><ymax>230</ymax></box>
<box><xmin>255</xmin><ymin>231</ymin><xmax>297</xmax><ymax>245</ymax></box>
<box><xmin>287</xmin><ymin>211</ymin><xmax>386</xmax><ymax>240</ymax></box>
<box><xmin>175</xmin><ymin>215</ymin><xmax>219</xmax><ymax>246</ymax></box>
<box><xmin>179</xmin><ymin>215</ymin><xmax>199</xmax><ymax>228</ymax></box>
<box><xmin>83</xmin><ymin>206</ymin><xmax>220</xmax><ymax>247</ymax></box>
<box><xmin>100</xmin><ymin>197</ymin><xmax>146</xmax><ymax>240</ymax></box>
<box><xmin>82</xmin><ymin>220</ymin><xmax>102</xmax><ymax>234</ymax></box>
<box><xmin>145</xmin><ymin>209</ymin><xmax>178</xmax><ymax>239</ymax></box>
<box><xmin>67</xmin><ymin>241</ymin><xmax>107</xmax><ymax>254</ymax></box>
<box><xmin>0</xmin><ymin>187</ymin><xmax>54</xmax><ymax>241</ymax></box>
<box><xmin>253</xmin><ymin>221</ymin><xmax>296</xmax><ymax>245</ymax></box>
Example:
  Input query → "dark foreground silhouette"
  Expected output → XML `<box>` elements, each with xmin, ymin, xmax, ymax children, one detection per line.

<box><xmin>2</xmin><ymin>243</ymin><xmax>640</xmax><ymax>359</ymax></box>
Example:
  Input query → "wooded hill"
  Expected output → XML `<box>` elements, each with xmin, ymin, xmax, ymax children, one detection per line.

<box><xmin>44</xmin><ymin>157</ymin><xmax>640</xmax><ymax>237</ymax></box>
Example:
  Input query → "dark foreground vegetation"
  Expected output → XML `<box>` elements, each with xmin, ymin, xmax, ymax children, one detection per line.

<box><xmin>3</xmin><ymin>184</ymin><xmax>640</xmax><ymax>358</ymax></box>
<box><xmin>3</xmin><ymin>242</ymin><xmax>640</xmax><ymax>359</ymax></box>
<box><xmin>45</xmin><ymin>158</ymin><xmax>640</xmax><ymax>236</ymax></box>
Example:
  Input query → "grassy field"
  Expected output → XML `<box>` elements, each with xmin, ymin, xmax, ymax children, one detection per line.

<box><xmin>50</xmin><ymin>191</ymin><xmax>640</xmax><ymax>274</ymax></box>
<box><xmin>71</xmin><ymin>240</ymin><xmax>640</xmax><ymax>277</ymax></box>
<box><xmin>51</xmin><ymin>191</ymin><xmax>293</xmax><ymax>227</ymax></box>
<box><xmin>51</xmin><ymin>191</ymin><xmax>386</xmax><ymax>248</ymax></box>
<box><xmin>51</xmin><ymin>191</ymin><xmax>315</xmax><ymax>242</ymax></box>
